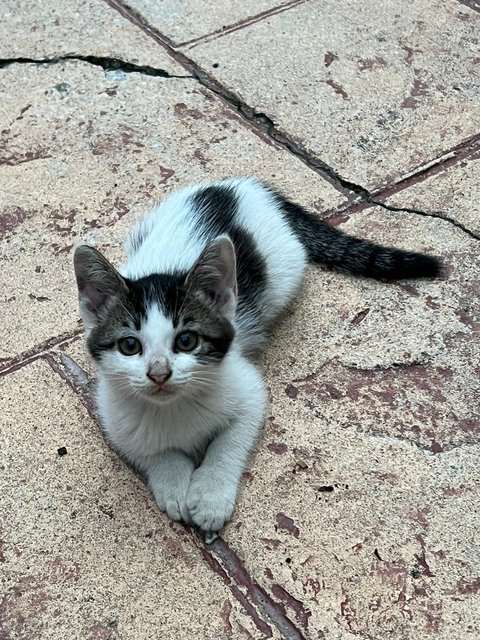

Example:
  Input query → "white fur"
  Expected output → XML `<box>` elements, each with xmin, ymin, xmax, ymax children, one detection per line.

<box><xmin>124</xmin><ymin>178</ymin><xmax>307</xmax><ymax>323</ymax></box>
<box><xmin>94</xmin><ymin>178</ymin><xmax>308</xmax><ymax>537</ymax></box>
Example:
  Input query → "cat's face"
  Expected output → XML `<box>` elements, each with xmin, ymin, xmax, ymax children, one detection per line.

<box><xmin>74</xmin><ymin>238</ymin><xmax>237</xmax><ymax>405</ymax></box>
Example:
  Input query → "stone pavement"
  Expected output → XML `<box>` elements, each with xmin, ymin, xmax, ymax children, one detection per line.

<box><xmin>1</xmin><ymin>0</ymin><xmax>479</xmax><ymax>638</ymax></box>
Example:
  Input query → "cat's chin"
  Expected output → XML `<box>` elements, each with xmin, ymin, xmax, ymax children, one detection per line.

<box><xmin>143</xmin><ymin>386</ymin><xmax>181</xmax><ymax>405</ymax></box>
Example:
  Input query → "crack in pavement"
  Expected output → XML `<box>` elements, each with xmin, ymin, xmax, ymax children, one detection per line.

<box><xmin>0</xmin><ymin>55</ymin><xmax>194</xmax><ymax>78</ymax></box>
<box><xmin>368</xmin><ymin>199</ymin><xmax>480</xmax><ymax>241</ymax></box>
<box><xmin>0</xmin><ymin>329</ymin><xmax>83</xmax><ymax>376</ymax></box>
<box><xmin>101</xmin><ymin>0</ymin><xmax>480</xmax><ymax>242</ymax></box>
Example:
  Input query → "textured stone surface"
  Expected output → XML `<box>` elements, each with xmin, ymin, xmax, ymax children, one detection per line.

<box><xmin>0</xmin><ymin>61</ymin><xmax>341</xmax><ymax>363</ymax></box>
<box><xmin>386</xmin><ymin>152</ymin><xmax>480</xmax><ymax>236</ymax></box>
<box><xmin>186</xmin><ymin>0</ymin><xmax>480</xmax><ymax>190</ymax></box>
<box><xmin>0</xmin><ymin>361</ymin><xmax>281</xmax><ymax>639</ymax></box>
<box><xmin>221</xmin><ymin>205</ymin><xmax>480</xmax><ymax>638</ymax></box>
<box><xmin>124</xmin><ymin>0</ymin><xmax>302</xmax><ymax>45</ymax></box>
<box><xmin>3</xmin><ymin>1</ymin><xmax>480</xmax><ymax>638</ymax></box>
<box><xmin>0</xmin><ymin>0</ymin><xmax>183</xmax><ymax>71</ymax></box>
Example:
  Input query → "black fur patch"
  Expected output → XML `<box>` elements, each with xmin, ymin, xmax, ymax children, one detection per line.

<box><xmin>191</xmin><ymin>184</ymin><xmax>267</xmax><ymax>315</ymax></box>
<box><xmin>125</xmin><ymin>272</ymin><xmax>187</xmax><ymax>326</ymax></box>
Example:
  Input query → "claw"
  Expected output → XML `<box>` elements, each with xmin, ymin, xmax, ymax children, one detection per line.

<box><xmin>203</xmin><ymin>529</ymin><xmax>219</xmax><ymax>544</ymax></box>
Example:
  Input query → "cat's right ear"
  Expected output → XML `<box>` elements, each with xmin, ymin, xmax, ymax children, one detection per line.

<box><xmin>74</xmin><ymin>245</ymin><xmax>128</xmax><ymax>330</ymax></box>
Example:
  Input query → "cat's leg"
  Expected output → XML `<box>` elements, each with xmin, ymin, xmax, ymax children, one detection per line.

<box><xmin>186</xmin><ymin>367</ymin><xmax>266</xmax><ymax>541</ymax></box>
<box><xmin>144</xmin><ymin>450</ymin><xmax>194</xmax><ymax>522</ymax></box>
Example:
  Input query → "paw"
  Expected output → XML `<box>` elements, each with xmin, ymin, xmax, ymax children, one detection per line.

<box><xmin>186</xmin><ymin>469</ymin><xmax>236</xmax><ymax>536</ymax></box>
<box><xmin>150</xmin><ymin>471</ymin><xmax>193</xmax><ymax>523</ymax></box>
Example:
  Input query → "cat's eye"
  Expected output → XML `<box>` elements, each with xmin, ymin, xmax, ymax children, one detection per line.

<box><xmin>118</xmin><ymin>337</ymin><xmax>142</xmax><ymax>356</ymax></box>
<box><xmin>174</xmin><ymin>331</ymin><xmax>199</xmax><ymax>352</ymax></box>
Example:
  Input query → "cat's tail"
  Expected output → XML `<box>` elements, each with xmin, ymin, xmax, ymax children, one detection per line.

<box><xmin>282</xmin><ymin>199</ymin><xmax>441</xmax><ymax>280</ymax></box>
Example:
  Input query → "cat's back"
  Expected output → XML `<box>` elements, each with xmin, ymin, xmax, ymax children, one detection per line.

<box><xmin>123</xmin><ymin>177</ymin><xmax>305</xmax><ymax>281</ymax></box>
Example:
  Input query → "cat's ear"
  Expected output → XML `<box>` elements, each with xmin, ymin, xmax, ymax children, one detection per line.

<box><xmin>186</xmin><ymin>236</ymin><xmax>237</xmax><ymax>321</ymax></box>
<box><xmin>74</xmin><ymin>245</ymin><xmax>129</xmax><ymax>330</ymax></box>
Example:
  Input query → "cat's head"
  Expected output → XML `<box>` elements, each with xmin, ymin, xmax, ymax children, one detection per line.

<box><xmin>73</xmin><ymin>237</ymin><xmax>237</xmax><ymax>404</ymax></box>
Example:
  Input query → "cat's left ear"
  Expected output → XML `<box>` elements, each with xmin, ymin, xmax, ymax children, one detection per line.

<box><xmin>186</xmin><ymin>236</ymin><xmax>237</xmax><ymax>321</ymax></box>
<box><xmin>74</xmin><ymin>245</ymin><xmax>129</xmax><ymax>331</ymax></box>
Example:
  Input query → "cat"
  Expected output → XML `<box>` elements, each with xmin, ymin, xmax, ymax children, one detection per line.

<box><xmin>74</xmin><ymin>177</ymin><xmax>440</xmax><ymax>542</ymax></box>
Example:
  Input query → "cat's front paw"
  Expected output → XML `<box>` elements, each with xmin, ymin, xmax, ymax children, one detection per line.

<box><xmin>186</xmin><ymin>469</ymin><xmax>236</xmax><ymax>537</ymax></box>
<box><xmin>152</xmin><ymin>486</ymin><xmax>190</xmax><ymax>522</ymax></box>
<box><xmin>150</xmin><ymin>473</ymin><xmax>192</xmax><ymax>523</ymax></box>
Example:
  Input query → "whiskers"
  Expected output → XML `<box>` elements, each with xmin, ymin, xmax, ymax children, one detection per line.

<box><xmin>182</xmin><ymin>371</ymin><xmax>218</xmax><ymax>394</ymax></box>
<box><xmin>103</xmin><ymin>372</ymin><xmax>144</xmax><ymax>400</ymax></box>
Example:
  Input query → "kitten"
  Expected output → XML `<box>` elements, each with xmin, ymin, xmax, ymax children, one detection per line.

<box><xmin>74</xmin><ymin>177</ymin><xmax>440</xmax><ymax>542</ymax></box>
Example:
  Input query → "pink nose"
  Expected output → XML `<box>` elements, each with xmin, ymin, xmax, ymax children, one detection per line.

<box><xmin>147</xmin><ymin>370</ymin><xmax>172</xmax><ymax>386</ymax></box>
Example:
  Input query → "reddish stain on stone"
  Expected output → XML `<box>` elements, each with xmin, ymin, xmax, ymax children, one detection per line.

<box><xmin>369</xmin><ymin>471</ymin><xmax>399</xmax><ymax>485</ymax></box>
<box><xmin>395</xmin><ymin>281</ymin><xmax>419</xmax><ymax>296</ymax></box>
<box><xmin>159</xmin><ymin>165</ymin><xmax>175</xmax><ymax>183</ymax></box>
<box><xmin>261</xmin><ymin>538</ymin><xmax>281</xmax><ymax>550</ymax></box>
<box><xmin>457</xmin><ymin>576</ymin><xmax>480</xmax><ymax>594</ymax></box>
<box><xmin>340</xmin><ymin>592</ymin><xmax>357</xmax><ymax>632</ymax></box>
<box><xmin>271</xmin><ymin>583</ymin><xmax>311</xmax><ymax>629</ymax></box>
<box><xmin>323</xmin><ymin>384</ymin><xmax>342</xmax><ymax>399</ymax></box>
<box><xmin>305</xmin><ymin>577</ymin><xmax>322</xmax><ymax>596</ymax></box>
<box><xmin>430</xmin><ymin>439</ymin><xmax>444</xmax><ymax>454</ymax></box>
<box><xmin>275</xmin><ymin>513</ymin><xmax>300</xmax><ymax>538</ymax></box>
<box><xmin>87</xmin><ymin>622</ymin><xmax>113</xmax><ymax>640</ymax></box>
<box><xmin>408</xmin><ymin>508</ymin><xmax>430</xmax><ymax>529</ymax></box>
<box><xmin>358</xmin><ymin>56</ymin><xmax>387</xmax><ymax>71</ymax></box>
<box><xmin>220</xmin><ymin>599</ymin><xmax>233</xmax><ymax>638</ymax></box>
<box><xmin>425</xmin><ymin>295</ymin><xmax>440</xmax><ymax>309</ymax></box>
<box><xmin>458</xmin><ymin>417</ymin><xmax>480</xmax><ymax>433</ymax></box>
<box><xmin>325</xmin><ymin>79</ymin><xmax>348</xmax><ymax>100</ymax></box>
<box><xmin>373</xmin><ymin>561</ymin><xmax>408</xmax><ymax>590</ymax></box>
<box><xmin>161</xmin><ymin>535</ymin><xmax>195</xmax><ymax>569</ymax></box>
<box><xmin>324</xmin><ymin>51</ymin><xmax>338</xmax><ymax>67</ymax></box>
<box><xmin>328</xmin><ymin>212</ymin><xmax>350</xmax><ymax>226</ymax></box>
<box><xmin>264</xmin><ymin>567</ymin><xmax>274</xmax><ymax>580</ymax></box>
<box><xmin>402</xmin><ymin>76</ymin><xmax>429</xmax><ymax>109</ymax></box>
<box><xmin>174</xmin><ymin>103</ymin><xmax>204</xmax><ymax>120</ymax></box>
<box><xmin>424</xmin><ymin>602</ymin><xmax>443</xmax><ymax>633</ymax></box>
<box><xmin>0</xmin><ymin>149</ymin><xmax>52</xmax><ymax>166</ymax></box>
<box><xmin>50</xmin><ymin>242</ymin><xmax>73</xmax><ymax>256</ymax></box>
<box><xmin>402</xmin><ymin>45</ymin><xmax>416</xmax><ymax>64</ymax></box>
<box><xmin>0</xmin><ymin>207</ymin><xmax>29</xmax><ymax>237</ymax></box>
<box><xmin>120</xmin><ymin>131</ymin><xmax>145</xmax><ymax>149</ymax></box>
<box><xmin>285</xmin><ymin>384</ymin><xmax>299</xmax><ymax>399</ymax></box>
<box><xmin>442</xmin><ymin>485</ymin><xmax>467</xmax><ymax>496</ymax></box>
<box><xmin>194</xmin><ymin>148</ymin><xmax>208</xmax><ymax>166</ymax></box>
<box><xmin>415</xmin><ymin>535</ymin><xmax>435</xmax><ymax>577</ymax></box>
<box><xmin>267</xmin><ymin>442</ymin><xmax>288</xmax><ymax>455</ymax></box>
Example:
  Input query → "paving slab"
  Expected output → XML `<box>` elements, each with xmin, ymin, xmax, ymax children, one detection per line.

<box><xmin>0</xmin><ymin>61</ymin><xmax>342</xmax><ymax>364</ymax></box>
<box><xmin>385</xmin><ymin>151</ymin><xmax>480</xmax><ymax>236</ymax></box>
<box><xmin>0</xmin><ymin>0</ymin><xmax>183</xmax><ymax>72</ymax></box>
<box><xmin>56</xmin><ymin>196</ymin><xmax>480</xmax><ymax>639</ymax></box>
<box><xmin>0</xmin><ymin>360</ymin><xmax>282</xmax><ymax>640</ymax></box>
<box><xmin>123</xmin><ymin>0</ymin><xmax>305</xmax><ymax>45</ymax></box>
<box><xmin>217</xmin><ymin>201</ymin><xmax>480</xmax><ymax>638</ymax></box>
<box><xmin>184</xmin><ymin>0</ymin><xmax>480</xmax><ymax>190</ymax></box>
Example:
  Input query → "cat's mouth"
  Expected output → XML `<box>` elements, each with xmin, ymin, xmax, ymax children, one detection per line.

<box><xmin>151</xmin><ymin>385</ymin><xmax>174</xmax><ymax>396</ymax></box>
<box><xmin>148</xmin><ymin>383</ymin><xmax>175</xmax><ymax>398</ymax></box>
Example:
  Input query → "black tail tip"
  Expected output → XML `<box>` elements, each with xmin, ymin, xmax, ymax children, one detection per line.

<box><xmin>404</xmin><ymin>253</ymin><xmax>442</xmax><ymax>279</ymax></box>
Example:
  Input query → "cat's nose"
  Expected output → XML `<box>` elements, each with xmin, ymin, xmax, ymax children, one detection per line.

<box><xmin>147</xmin><ymin>369</ymin><xmax>172</xmax><ymax>386</ymax></box>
